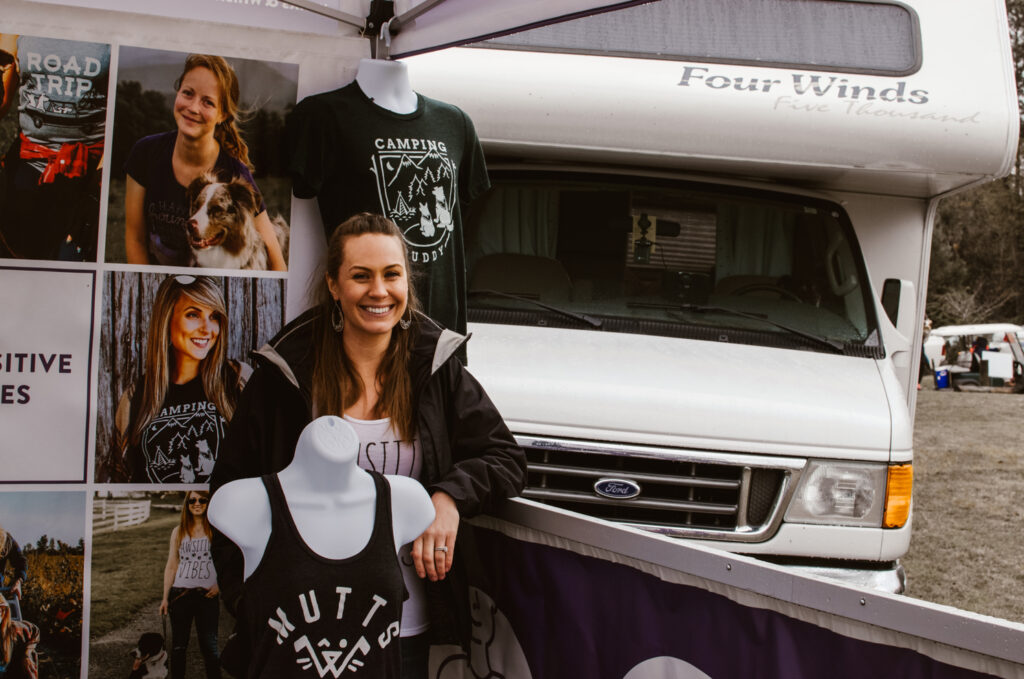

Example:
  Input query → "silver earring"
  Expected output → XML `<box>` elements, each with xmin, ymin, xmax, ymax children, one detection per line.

<box><xmin>399</xmin><ymin>308</ymin><xmax>411</xmax><ymax>330</ymax></box>
<box><xmin>331</xmin><ymin>299</ymin><xmax>345</xmax><ymax>333</ymax></box>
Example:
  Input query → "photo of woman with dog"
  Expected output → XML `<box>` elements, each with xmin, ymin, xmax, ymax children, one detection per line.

<box><xmin>110</xmin><ymin>274</ymin><xmax>248</xmax><ymax>484</ymax></box>
<box><xmin>160</xmin><ymin>490</ymin><xmax>220</xmax><ymax>679</ymax></box>
<box><xmin>119</xmin><ymin>52</ymin><xmax>290</xmax><ymax>270</ymax></box>
<box><xmin>209</xmin><ymin>213</ymin><xmax>526</xmax><ymax>678</ymax></box>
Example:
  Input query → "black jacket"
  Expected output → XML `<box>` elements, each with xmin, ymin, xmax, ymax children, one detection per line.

<box><xmin>210</xmin><ymin>308</ymin><xmax>526</xmax><ymax>646</ymax></box>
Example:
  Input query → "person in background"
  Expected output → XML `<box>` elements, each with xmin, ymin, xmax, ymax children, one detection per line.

<box><xmin>970</xmin><ymin>334</ymin><xmax>990</xmax><ymax>373</ymax></box>
<box><xmin>160</xmin><ymin>491</ymin><xmax>221</xmax><ymax>679</ymax></box>
<box><xmin>0</xmin><ymin>34</ymin><xmax>109</xmax><ymax>261</ymax></box>
<box><xmin>0</xmin><ymin>594</ymin><xmax>39</xmax><ymax>679</ymax></box>
<box><xmin>0</xmin><ymin>527</ymin><xmax>26</xmax><ymax>623</ymax></box>
<box><xmin>918</xmin><ymin>315</ymin><xmax>932</xmax><ymax>390</ymax></box>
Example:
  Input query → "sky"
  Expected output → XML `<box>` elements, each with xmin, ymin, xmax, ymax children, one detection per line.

<box><xmin>0</xmin><ymin>491</ymin><xmax>87</xmax><ymax>545</ymax></box>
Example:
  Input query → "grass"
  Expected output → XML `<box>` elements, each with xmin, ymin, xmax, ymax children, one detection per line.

<box><xmin>901</xmin><ymin>378</ymin><xmax>1024</xmax><ymax>622</ymax></box>
<box><xmin>89</xmin><ymin>508</ymin><xmax>178</xmax><ymax>638</ymax></box>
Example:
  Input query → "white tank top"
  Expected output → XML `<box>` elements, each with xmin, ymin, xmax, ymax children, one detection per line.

<box><xmin>172</xmin><ymin>532</ymin><xmax>217</xmax><ymax>589</ymax></box>
<box><xmin>343</xmin><ymin>414</ymin><xmax>429</xmax><ymax>637</ymax></box>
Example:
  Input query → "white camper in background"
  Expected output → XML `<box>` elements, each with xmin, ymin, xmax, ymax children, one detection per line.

<box><xmin>408</xmin><ymin>0</ymin><xmax>1019</xmax><ymax>592</ymax></box>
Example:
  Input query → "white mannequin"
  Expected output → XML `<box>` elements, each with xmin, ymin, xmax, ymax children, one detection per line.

<box><xmin>355</xmin><ymin>58</ymin><xmax>418</xmax><ymax>114</ymax></box>
<box><xmin>209</xmin><ymin>416</ymin><xmax>434</xmax><ymax>580</ymax></box>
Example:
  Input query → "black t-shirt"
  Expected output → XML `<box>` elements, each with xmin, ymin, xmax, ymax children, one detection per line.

<box><xmin>126</xmin><ymin>377</ymin><xmax>227</xmax><ymax>483</ymax></box>
<box><xmin>286</xmin><ymin>83</ymin><xmax>489</xmax><ymax>334</ymax></box>
<box><xmin>125</xmin><ymin>131</ymin><xmax>266</xmax><ymax>266</ymax></box>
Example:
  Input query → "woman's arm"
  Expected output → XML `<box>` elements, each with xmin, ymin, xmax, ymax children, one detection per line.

<box><xmin>412</xmin><ymin>362</ymin><xmax>527</xmax><ymax>582</ymax></box>
<box><xmin>428</xmin><ymin>363</ymin><xmax>527</xmax><ymax>517</ymax></box>
<box><xmin>9</xmin><ymin>535</ymin><xmax>27</xmax><ymax>598</ymax></box>
<box><xmin>254</xmin><ymin>210</ymin><xmax>287</xmax><ymax>271</ymax></box>
<box><xmin>159</xmin><ymin>527</ymin><xmax>180</xmax><ymax>615</ymax></box>
<box><xmin>124</xmin><ymin>176</ymin><xmax>150</xmax><ymax>264</ymax></box>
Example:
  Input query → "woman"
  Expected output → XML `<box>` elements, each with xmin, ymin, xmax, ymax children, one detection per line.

<box><xmin>0</xmin><ymin>594</ymin><xmax>38</xmax><ymax>679</ymax></box>
<box><xmin>210</xmin><ymin>213</ymin><xmax>525</xmax><ymax>678</ymax></box>
<box><xmin>113</xmin><ymin>275</ymin><xmax>248</xmax><ymax>483</ymax></box>
<box><xmin>0</xmin><ymin>527</ymin><xmax>26</xmax><ymax>623</ymax></box>
<box><xmin>160</xmin><ymin>491</ymin><xmax>220</xmax><ymax>679</ymax></box>
<box><xmin>124</xmin><ymin>53</ymin><xmax>286</xmax><ymax>270</ymax></box>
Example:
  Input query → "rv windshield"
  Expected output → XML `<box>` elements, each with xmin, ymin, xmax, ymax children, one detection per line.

<box><xmin>466</xmin><ymin>173</ymin><xmax>880</xmax><ymax>356</ymax></box>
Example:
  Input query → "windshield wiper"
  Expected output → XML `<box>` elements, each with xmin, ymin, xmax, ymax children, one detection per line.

<box><xmin>469</xmin><ymin>289</ymin><xmax>603</xmax><ymax>329</ymax></box>
<box><xmin>630</xmin><ymin>301</ymin><xmax>845</xmax><ymax>354</ymax></box>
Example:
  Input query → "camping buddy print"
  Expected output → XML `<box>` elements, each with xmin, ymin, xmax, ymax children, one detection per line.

<box><xmin>369</xmin><ymin>137</ymin><xmax>457</xmax><ymax>264</ymax></box>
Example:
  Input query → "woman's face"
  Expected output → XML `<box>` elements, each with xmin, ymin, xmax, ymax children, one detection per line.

<box><xmin>327</xmin><ymin>233</ymin><xmax>409</xmax><ymax>340</ymax></box>
<box><xmin>169</xmin><ymin>294</ymin><xmax>220</xmax><ymax>368</ymax></box>
<box><xmin>174</xmin><ymin>66</ymin><xmax>225</xmax><ymax>141</ymax></box>
<box><xmin>187</xmin><ymin>492</ymin><xmax>209</xmax><ymax>517</ymax></box>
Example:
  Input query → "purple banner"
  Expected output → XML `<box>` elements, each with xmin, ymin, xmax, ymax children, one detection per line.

<box><xmin>463</xmin><ymin>528</ymin><xmax>996</xmax><ymax>679</ymax></box>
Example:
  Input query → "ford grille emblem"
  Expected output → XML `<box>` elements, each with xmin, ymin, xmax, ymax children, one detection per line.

<box><xmin>594</xmin><ymin>478</ymin><xmax>641</xmax><ymax>500</ymax></box>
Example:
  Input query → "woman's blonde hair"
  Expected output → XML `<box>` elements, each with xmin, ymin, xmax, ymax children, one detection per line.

<box><xmin>175</xmin><ymin>54</ymin><xmax>252</xmax><ymax>170</ymax></box>
<box><xmin>175</xmin><ymin>490</ymin><xmax>212</xmax><ymax>551</ymax></box>
<box><xmin>0</xmin><ymin>595</ymin><xmax>12</xmax><ymax>665</ymax></box>
<box><xmin>128</xmin><ymin>276</ymin><xmax>237</xmax><ymax>448</ymax></box>
<box><xmin>311</xmin><ymin>213</ymin><xmax>420</xmax><ymax>441</ymax></box>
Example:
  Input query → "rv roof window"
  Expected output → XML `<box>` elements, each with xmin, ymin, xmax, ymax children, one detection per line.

<box><xmin>481</xmin><ymin>0</ymin><xmax>919</xmax><ymax>76</ymax></box>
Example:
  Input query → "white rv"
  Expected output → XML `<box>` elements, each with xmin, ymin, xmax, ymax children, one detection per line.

<box><xmin>407</xmin><ymin>0</ymin><xmax>1019</xmax><ymax>591</ymax></box>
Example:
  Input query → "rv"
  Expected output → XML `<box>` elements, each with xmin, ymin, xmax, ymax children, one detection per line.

<box><xmin>407</xmin><ymin>0</ymin><xmax>1019</xmax><ymax>592</ymax></box>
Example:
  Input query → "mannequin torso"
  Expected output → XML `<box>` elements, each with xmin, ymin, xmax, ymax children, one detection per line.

<box><xmin>209</xmin><ymin>416</ymin><xmax>433</xmax><ymax>579</ymax></box>
<box><xmin>354</xmin><ymin>58</ymin><xmax>418</xmax><ymax>114</ymax></box>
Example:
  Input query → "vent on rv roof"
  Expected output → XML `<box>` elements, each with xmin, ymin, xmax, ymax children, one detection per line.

<box><xmin>480</xmin><ymin>0</ymin><xmax>919</xmax><ymax>76</ymax></box>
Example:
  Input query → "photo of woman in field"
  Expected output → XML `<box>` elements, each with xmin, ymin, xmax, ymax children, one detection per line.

<box><xmin>90</xmin><ymin>491</ymin><xmax>232</xmax><ymax>679</ymax></box>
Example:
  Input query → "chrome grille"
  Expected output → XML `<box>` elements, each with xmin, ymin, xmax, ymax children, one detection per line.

<box><xmin>518</xmin><ymin>435</ymin><xmax>804</xmax><ymax>542</ymax></box>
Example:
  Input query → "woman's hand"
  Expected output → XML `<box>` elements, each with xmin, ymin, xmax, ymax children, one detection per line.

<box><xmin>159</xmin><ymin>598</ymin><xmax>169</xmax><ymax>615</ymax></box>
<box><xmin>412</xmin><ymin>491</ymin><xmax>459</xmax><ymax>582</ymax></box>
<box><xmin>11</xmin><ymin>579</ymin><xmax>22</xmax><ymax>599</ymax></box>
<box><xmin>205</xmin><ymin>583</ymin><xmax>220</xmax><ymax>598</ymax></box>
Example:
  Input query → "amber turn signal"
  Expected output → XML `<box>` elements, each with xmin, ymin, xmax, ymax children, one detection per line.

<box><xmin>883</xmin><ymin>464</ymin><xmax>913</xmax><ymax>528</ymax></box>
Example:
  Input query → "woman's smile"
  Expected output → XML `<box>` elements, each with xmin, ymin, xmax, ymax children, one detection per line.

<box><xmin>169</xmin><ymin>295</ymin><xmax>221</xmax><ymax>376</ymax></box>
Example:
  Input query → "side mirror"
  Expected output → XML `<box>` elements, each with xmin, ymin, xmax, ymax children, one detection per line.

<box><xmin>881</xmin><ymin>278</ymin><xmax>915</xmax><ymax>340</ymax></box>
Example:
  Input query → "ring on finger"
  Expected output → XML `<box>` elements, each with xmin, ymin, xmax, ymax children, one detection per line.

<box><xmin>434</xmin><ymin>545</ymin><xmax>448</xmax><ymax>553</ymax></box>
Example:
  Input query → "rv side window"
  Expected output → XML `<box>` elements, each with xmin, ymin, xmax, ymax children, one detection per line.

<box><xmin>481</xmin><ymin>0</ymin><xmax>919</xmax><ymax>76</ymax></box>
<box><xmin>466</xmin><ymin>174</ymin><xmax>880</xmax><ymax>356</ymax></box>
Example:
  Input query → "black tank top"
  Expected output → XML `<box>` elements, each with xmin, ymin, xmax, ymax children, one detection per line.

<box><xmin>241</xmin><ymin>472</ymin><xmax>404</xmax><ymax>679</ymax></box>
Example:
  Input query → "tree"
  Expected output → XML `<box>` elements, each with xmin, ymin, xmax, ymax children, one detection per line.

<box><xmin>928</xmin><ymin>1</ymin><xmax>1024</xmax><ymax>326</ymax></box>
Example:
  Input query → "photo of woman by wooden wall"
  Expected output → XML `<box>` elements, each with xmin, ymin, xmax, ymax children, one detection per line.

<box><xmin>94</xmin><ymin>272</ymin><xmax>285</xmax><ymax>483</ymax></box>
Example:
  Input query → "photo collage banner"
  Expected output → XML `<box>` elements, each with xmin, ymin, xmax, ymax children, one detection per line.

<box><xmin>1</xmin><ymin>16</ymin><xmax>304</xmax><ymax>677</ymax></box>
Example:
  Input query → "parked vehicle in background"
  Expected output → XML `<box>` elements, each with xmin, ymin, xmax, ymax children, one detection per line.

<box><xmin>925</xmin><ymin>323</ymin><xmax>1024</xmax><ymax>390</ymax></box>
<box><xmin>410</xmin><ymin>0</ymin><xmax>1018</xmax><ymax>592</ymax></box>
<box><xmin>924</xmin><ymin>323</ymin><xmax>1023</xmax><ymax>369</ymax></box>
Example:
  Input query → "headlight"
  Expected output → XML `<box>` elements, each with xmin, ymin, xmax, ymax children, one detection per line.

<box><xmin>785</xmin><ymin>461</ymin><xmax>887</xmax><ymax>527</ymax></box>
